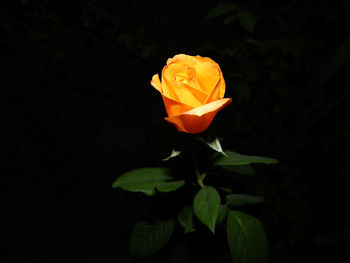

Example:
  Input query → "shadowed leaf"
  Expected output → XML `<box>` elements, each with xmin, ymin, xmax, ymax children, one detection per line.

<box><xmin>227</xmin><ymin>211</ymin><xmax>269</xmax><ymax>263</ymax></box>
<box><xmin>223</xmin><ymin>164</ymin><xmax>256</xmax><ymax>175</ymax></box>
<box><xmin>177</xmin><ymin>206</ymin><xmax>196</xmax><ymax>233</ymax></box>
<box><xmin>193</xmin><ymin>186</ymin><xmax>221</xmax><ymax>233</ymax></box>
<box><xmin>130</xmin><ymin>219</ymin><xmax>175</xmax><ymax>256</ymax></box>
<box><xmin>206</xmin><ymin>3</ymin><xmax>238</xmax><ymax>18</ymax></box>
<box><xmin>215</xmin><ymin>151</ymin><xmax>278</xmax><ymax>166</ymax></box>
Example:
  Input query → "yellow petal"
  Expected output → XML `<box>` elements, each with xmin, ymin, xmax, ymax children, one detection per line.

<box><xmin>167</xmin><ymin>54</ymin><xmax>201</xmax><ymax>67</ymax></box>
<box><xmin>219</xmin><ymin>74</ymin><xmax>226</xmax><ymax>99</ymax></box>
<box><xmin>195</xmin><ymin>60</ymin><xmax>221</xmax><ymax>94</ymax></box>
<box><xmin>166</xmin><ymin>55</ymin><xmax>223</xmax><ymax>96</ymax></box>
<box><xmin>151</xmin><ymin>74</ymin><xmax>162</xmax><ymax>92</ymax></box>
<box><xmin>204</xmin><ymin>77</ymin><xmax>224</xmax><ymax>103</ymax></box>
<box><xmin>165</xmin><ymin>98</ymin><xmax>232</xmax><ymax>133</ymax></box>
<box><xmin>162</xmin><ymin>94</ymin><xmax>193</xmax><ymax>117</ymax></box>
<box><xmin>161</xmin><ymin>65</ymin><xmax>181</xmax><ymax>101</ymax></box>
<box><xmin>163</xmin><ymin>63</ymin><xmax>207</xmax><ymax>107</ymax></box>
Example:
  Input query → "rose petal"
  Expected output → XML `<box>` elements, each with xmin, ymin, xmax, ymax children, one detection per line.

<box><xmin>162</xmin><ymin>94</ymin><xmax>193</xmax><ymax>117</ymax></box>
<box><xmin>219</xmin><ymin>75</ymin><xmax>226</xmax><ymax>99</ymax></box>
<box><xmin>151</xmin><ymin>73</ymin><xmax>194</xmax><ymax>116</ymax></box>
<box><xmin>195</xmin><ymin>55</ymin><xmax>226</xmax><ymax>98</ymax></box>
<box><xmin>166</xmin><ymin>55</ymin><xmax>221</xmax><ymax>96</ymax></box>
<box><xmin>184</xmin><ymin>98</ymin><xmax>231</xmax><ymax>117</ymax></box>
<box><xmin>164</xmin><ymin>98</ymin><xmax>232</xmax><ymax>134</ymax></box>
<box><xmin>163</xmin><ymin>63</ymin><xmax>208</xmax><ymax>107</ymax></box>
<box><xmin>166</xmin><ymin>55</ymin><xmax>208</xmax><ymax>96</ymax></box>
<box><xmin>151</xmin><ymin>74</ymin><xmax>162</xmax><ymax>92</ymax></box>
<box><xmin>167</xmin><ymin>54</ymin><xmax>201</xmax><ymax>67</ymax></box>
<box><xmin>195</xmin><ymin>60</ymin><xmax>221</xmax><ymax>94</ymax></box>
<box><xmin>204</xmin><ymin>76</ymin><xmax>226</xmax><ymax>103</ymax></box>
<box><xmin>161</xmin><ymin>66</ymin><xmax>180</xmax><ymax>102</ymax></box>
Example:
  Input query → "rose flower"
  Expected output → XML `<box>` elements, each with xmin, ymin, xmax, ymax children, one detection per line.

<box><xmin>151</xmin><ymin>54</ymin><xmax>232</xmax><ymax>134</ymax></box>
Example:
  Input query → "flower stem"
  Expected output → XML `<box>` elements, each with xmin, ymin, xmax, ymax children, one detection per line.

<box><xmin>197</xmin><ymin>173</ymin><xmax>206</xmax><ymax>188</ymax></box>
<box><xmin>194</xmin><ymin>158</ymin><xmax>206</xmax><ymax>187</ymax></box>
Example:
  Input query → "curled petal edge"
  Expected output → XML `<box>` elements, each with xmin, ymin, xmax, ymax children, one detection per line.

<box><xmin>151</xmin><ymin>74</ymin><xmax>194</xmax><ymax>116</ymax></box>
<box><xmin>164</xmin><ymin>98</ymin><xmax>232</xmax><ymax>134</ymax></box>
<box><xmin>151</xmin><ymin>74</ymin><xmax>162</xmax><ymax>92</ymax></box>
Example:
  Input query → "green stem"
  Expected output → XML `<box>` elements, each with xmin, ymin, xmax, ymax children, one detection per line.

<box><xmin>197</xmin><ymin>173</ymin><xmax>206</xmax><ymax>188</ymax></box>
<box><xmin>194</xmin><ymin>157</ymin><xmax>206</xmax><ymax>187</ymax></box>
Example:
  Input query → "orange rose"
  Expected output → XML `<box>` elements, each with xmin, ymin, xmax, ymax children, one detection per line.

<box><xmin>151</xmin><ymin>54</ymin><xmax>232</xmax><ymax>134</ymax></box>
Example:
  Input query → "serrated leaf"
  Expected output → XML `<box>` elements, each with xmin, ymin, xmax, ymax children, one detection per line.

<box><xmin>193</xmin><ymin>186</ymin><xmax>221</xmax><ymax>233</ymax></box>
<box><xmin>215</xmin><ymin>151</ymin><xmax>278</xmax><ymax>166</ymax></box>
<box><xmin>130</xmin><ymin>219</ymin><xmax>175</xmax><ymax>256</ymax></box>
<box><xmin>177</xmin><ymin>206</ymin><xmax>196</xmax><ymax>233</ymax></box>
<box><xmin>226</xmin><ymin>194</ymin><xmax>264</xmax><ymax>207</ymax></box>
<box><xmin>223</xmin><ymin>164</ymin><xmax>255</xmax><ymax>175</ymax></box>
<box><xmin>227</xmin><ymin>211</ymin><xmax>269</xmax><ymax>263</ymax></box>
<box><xmin>163</xmin><ymin>149</ymin><xmax>181</xmax><ymax>161</ymax></box>
<box><xmin>157</xmin><ymin>180</ymin><xmax>185</xmax><ymax>193</ymax></box>
<box><xmin>206</xmin><ymin>3</ymin><xmax>239</xmax><ymax>18</ymax></box>
<box><xmin>112</xmin><ymin>167</ymin><xmax>182</xmax><ymax>196</ymax></box>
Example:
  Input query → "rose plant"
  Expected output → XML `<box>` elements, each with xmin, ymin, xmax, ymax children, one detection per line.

<box><xmin>113</xmin><ymin>54</ymin><xmax>278</xmax><ymax>263</ymax></box>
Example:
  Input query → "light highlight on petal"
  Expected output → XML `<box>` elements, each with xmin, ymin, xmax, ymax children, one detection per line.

<box><xmin>165</xmin><ymin>98</ymin><xmax>232</xmax><ymax>134</ymax></box>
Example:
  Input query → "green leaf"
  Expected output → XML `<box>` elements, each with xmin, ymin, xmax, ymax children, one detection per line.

<box><xmin>223</xmin><ymin>164</ymin><xmax>256</xmax><ymax>175</ymax></box>
<box><xmin>163</xmin><ymin>149</ymin><xmax>181</xmax><ymax>161</ymax></box>
<box><xmin>206</xmin><ymin>3</ymin><xmax>239</xmax><ymax>18</ymax></box>
<box><xmin>238</xmin><ymin>11</ymin><xmax>255</xmax><ymax>33</ymax></box>
<box><xmin>217</xmin><ymin>205</ymin><xmax>229</xmax><ymax>224</ymax></box>
<box><xmin>112</xmin><ymin>167</ymin><xmax>183</xmax><ymax>196</ymax></box>
<box><xmin>130</xmin><ymin>219</ymin><xmax>175</xmax><ymax>256</ymax></box>
<box><xmin>157</xmin><ymin>180</ymin><xmax>185</xmax><ymax>193</ymax></box>
<box><xmin>193</xmin><ymin>186</ymin><xmax>221</xmax><ymax>233</ymax></box>
<box><xmin>177</xmin><ymin>206</ymin><xmax>196</xmax><ymax>233</ymax></box>
<box><xmin>226</xmin><ymin>194</ymin><xmax>264</xmax><ymax>207</ymax></box>
<box><xmin>227</xmin><ymin>211</ymin><xmax>269</xmax><ymax>263</ymax></box>
<box><xmin>215</xmin><ymin>151</ymin><xmax>278</xmax><ymax>166</ymax></box>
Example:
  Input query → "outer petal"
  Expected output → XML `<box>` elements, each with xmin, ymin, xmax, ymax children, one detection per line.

<box><xmin>151</xmin><ymin>72</ymin><xmax>194</xmax><ymax>116</ymax></box>
<box><xmin>162</xmin><ymin>94</ymin><xmax>193</xmax><ymax>117</ymax></box>
<box><xmin>161</xmin><ymin>66</ymin><xmax>180</xmax><ymax>102</ymax></box>
<box><xmin>164</xmin><ymin>98</ymin><xmax>232</xmax><ymax>134</ymax></box>
<box><xmin>195</xmin><ymin>60</ymin><xmax>221</xmax><ymax>94</ymax></box>
<box><xmin>151</xmin><ymin>74</ymin><xmax>162</xmax><ymax>92</ymax></box>
<box><xmin>194</xmin><ymin>55</ymin><xmax>226</xmax><ymax>98</ymax></box>
<box><xmin>167</xmin><ymin>54</ymin><xmax>201</xmax><ymax>67</ymax></box>
<box><xmin>219</xmin><ymin>72</ymin><xmax>226</xmax><ymax>99</ymax></box>
<box><xmin>204</xmin><ymin>76</ymin><xmax>225</xmax><ymax>103</ymax></box>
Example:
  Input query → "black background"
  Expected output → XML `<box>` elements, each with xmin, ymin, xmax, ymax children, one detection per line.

<box><xmin>1</xmin><ymin>0</ymin><xmax>350</xmax><ymax>262</ymax></box>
